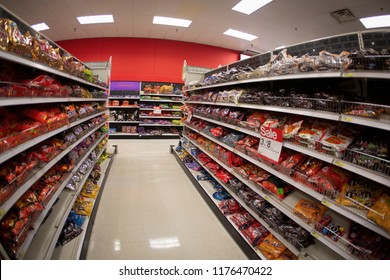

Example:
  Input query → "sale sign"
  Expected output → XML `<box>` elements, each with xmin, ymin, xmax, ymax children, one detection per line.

<box><xmin>257</xmin><ymin>126</ymin><xmax>283</xmax><ymax>163</ymax></box>
<box><xmin>153</xmin><ymin>106</ymin><xmax>162</xmax><ymax>115</ymax></box>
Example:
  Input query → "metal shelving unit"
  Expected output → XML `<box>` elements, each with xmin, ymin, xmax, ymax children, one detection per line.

<box><xmin>0</xmin><ymin>97</ymin><xmax>106</xmax><ymax>107</ymax></box>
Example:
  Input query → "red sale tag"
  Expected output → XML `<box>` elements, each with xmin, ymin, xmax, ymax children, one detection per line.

<box><xmin>257</xmin><ymin>126</ymin><xmax>283</xmax><ymax>163</ymax></box>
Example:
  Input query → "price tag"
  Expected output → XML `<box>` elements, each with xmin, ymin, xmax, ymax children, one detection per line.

<box><xmin>342</xmin><ymin>73</ymin><xmax>354</xmax><ymax>78</ymax></box>
<box><xmin>0</xmin><ymin>208</ymin><xmax>5</xmax><ymax>217</ymax></box>
<box><xmin>342</xmin><ymin>116</ymin><xmax>353</xmax><ymax>122</ymax></box>
<box><xmin>334</xmin><ymin>160</ymin><xmax>345</xmax><ymax>167</ymax></box>
<box><xmin>322</xmin><ymin>199</ymin><xmax>331</xmax><ymax>207</ymax></box>
<box><xmin>264</xmin><ymin>195</ymin><xmax>270</xmax><ymax>202</ymax></box>
<box><xmin>257</xmin><ymin>126</ymin><xmax>283</xmax><ymax>162</ymax></box>
<box><xmin>311</xmin><ymin>231</ymin><xmax>320</xmax><ymax>239</ymax></box>
<box><xmin>153</xmin><ymin>106</ymin><xmax>162</xmax><ymax>115</ymax></box>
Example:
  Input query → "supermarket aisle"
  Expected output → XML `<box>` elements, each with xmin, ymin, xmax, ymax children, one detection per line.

<box><xmin>85</xmin><ymin>139</ymin><xmax>248</xmax><ymax>260</ymax></box>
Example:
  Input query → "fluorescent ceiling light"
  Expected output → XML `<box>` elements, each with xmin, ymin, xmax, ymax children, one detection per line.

<box><xmin>31</xmin><ymin>22</ymin><xmax>49</xmax><ymax>31</ymax></box>
<box><xmin>232</xmin><ymin>0</ymin><xmax>274</xmax><ymax>15</ymax></box>
<box><xmin>77</xmin><ymin>14</ymin><xmax>114</xmax><ymax>24</ymax></box>
<box><xmin>223</xmin><ymin>29</ymin><xmax>258</xmax><ymax>41</ymax></box>
<box><xmin>153</xmin><ymin>16</ymin><xmax>192</xmax><ymax>27</ymax></box>
<box><xmin>275</xmin><ymin>45</ymin><xmax>286</xmax><ymax>50</ymax></box>
<box><xmin>360</xmin><ymin>14</ymin><xmax>390</xmax><ymax>29</ymax></box>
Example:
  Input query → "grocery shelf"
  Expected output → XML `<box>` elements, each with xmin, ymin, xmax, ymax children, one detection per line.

<box><xmin>0</xmin><ymin>97</ymin><xmax>107</xmax><ymax>107</ymax></box>
<box><xmin>190</xmin><ymin>114</ymin><xmax>389</xmax><ymax>187</ymax></box>
<box><xmin>184</xmin><ymin>101</ymin><xmax>341</xmax><ymax>121</ymax></box>
<box><xmin>173</xmin><ymin>148</ymin><xmax>263</xmax><ymax>260</ymax></box>
<box><xmin>108</xmin><ymin>121</ymin><xmax>139</xmax><ymax>124</ymax></box>
<box><xmin>0</xmin><ymin>122</ymin><xmax>105</xmax><ymax>221</ymax></box>
<box><xmin>182</xmin><ymin>144</ymin><xmax>301</xmax><ymax>258</ymax></box>
<box><xmin>140</xmin><ymin>93</ymin><xmax>183</xmax><ymax>97</ymax></box>
<box><xmin>333</xmin><ymin>158</ymin><xmax>390</xmax><ymax>187</ymax></box>
<box><xmin>108</xmin><ymin>133</ymin><xmax>139</xmax><ymax>136</ymax></box>
<box><xmin>139</xmin><ymin>124</ymin><xmax>183</xmax><ymax>127</ymax></box>
<box><xmin>184</xmin><ymin>125</ymin><xmax>390</xmax><ymax>239</ymax></box>
<box><xmin>23</xmin><ymin>137</ymin><xmax>107</xmax><ymax>260</ymax></box>
<box><xmin>185</xmin><ymin>72</ymin><xmax>343</xmax><ymax>92</ymax></box>
<box><xmin>107</xmin><ymin>106</ymin><xmax>139</xmax><ymax>109</ymax></box>
<box><xmin>139</xmin><ymin>116</ymin><xmax>182</xmax><ymax>119</ymax></box>
<box><xmin>139</xmin><ymin>108</ymin><xmax>182</xmax><ymax>112</ymax></box>
<box><xmin>51</xmin><ymin>156</ymin><xmax>111</xmax><ymax>260</ymax></box>
<box><xmin>0</xmin><ymin>110</ymin><xmax>106</xmax><ymax>165</ymax></box>
<box><xmin>182</xmin><ymin>136</ymin><xmax>344</xmax><ymax>260</ymax></box>
<box><xmin>0</xmin><ymin>50</ymin><xmax>107</xmax><ymax>91</ymax></box>
<box><xmin>140</xmin><ymin>99</ymin><xmax>183</xmax><ymax>103</ymax></box>
<box><xmin>108</xmin><ymin>96</ymin><xmax>139</xmax><ymax>100</ymax></box>
<box><xmin>341</xmin><ymin>71</ymin><xmax>390</xmax><ymax>79</ymax></box>
<box><xmin>340</xmin><ymin>114</ymin><xmax>390</xmax><ymax>131</ymax></box>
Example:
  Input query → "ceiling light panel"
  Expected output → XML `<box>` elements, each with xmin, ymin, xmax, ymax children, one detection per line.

<box><xmin>153</xmin><ymin>16</ymin><xmax>192</xmax><ymax>27</ymax></box>
<box><xmin>232</xmin><ymin>0</ymin><xmax>273</xmax><ymax>15</ymax></box>
<box><xmin>360</xmin><ymin>14</ymin><xmax>390</xmax><ymax>29</ymax></box>
<box><xmin>77</xmin><ymin>15</ymin><xmax>114</xmax><ymax>24</ymax></box>
<box><xmin>31</xmin><ymin>22</ymin><xmax>49</xmax><ymax>31</ymax></box>
<box><xmin>223</xmin><ymin>29</ymin><xmax>258</xmax><ymax>41</ymax></box>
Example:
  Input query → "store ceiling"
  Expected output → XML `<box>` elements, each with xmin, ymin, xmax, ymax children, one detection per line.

<box><xmin>1</xmin><ymin>0</ymin><xmax>390</xmax><ymax>53</ymax></box>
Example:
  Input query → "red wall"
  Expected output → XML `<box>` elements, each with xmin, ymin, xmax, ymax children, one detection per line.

<box><xmin>57</xmin><ymin>38</ymin><xmax>240</xmax><ymax>83</ymax></box>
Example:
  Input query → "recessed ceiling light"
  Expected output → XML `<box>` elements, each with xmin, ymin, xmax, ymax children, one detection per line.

<box><xmin>360</xmin><ymin>14</ymin><xmax>390</xmax><ymax>28</ymax></box>
<box><xmin>232</xmin><ymin>0</ymin><xmax>274</xmax><ymax>15</ymax></box>
<box><xmin>77</xmin><ymin>15</ymin><xmax>114</xmax><ymax>24</ymax></box>
<box><xmin>31</xmin><ymin>22</ymin><xmax>49</xmax><ymax>31</ymax></box>
<box><xmin>223</xmin><ymin>29</ymin><xmax>258</xmax><ymax>41</ymax></box>
<box><xmin>153</xmin><ymin>16</ymin><xmax>192</xmax><ymax>27</ymax></box>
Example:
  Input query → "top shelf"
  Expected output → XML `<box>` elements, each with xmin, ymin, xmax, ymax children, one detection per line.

<box><xmin>185</xmin><ymin>71</ymin><xmax>390</xmax><ymax>92</ymax></box>
<box><xmin>140</xmin><ymin>93</ymin><xmax>183</xmax><ymax>97</ymax></box>
<box><xmin>0</xmin><ymin>50</ymin><xmax>108</xmax><ymax>91</ymax></box>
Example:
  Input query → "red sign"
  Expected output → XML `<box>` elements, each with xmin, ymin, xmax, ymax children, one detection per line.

<box><xmin>258</xmin><ymin>126</ymin><xmax>283</xmax><ymax>163</ymax></box>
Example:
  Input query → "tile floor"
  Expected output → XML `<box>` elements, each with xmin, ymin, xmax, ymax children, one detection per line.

<box><xmin>86</xmin><ymin>139</ymin><xmax>248</xmax><ymax>260</ymax></box>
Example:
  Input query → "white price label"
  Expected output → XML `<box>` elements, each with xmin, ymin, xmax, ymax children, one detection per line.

<box><xmin>257</xmin><ymin>126</ymin><xmax>283</xmax><ymax>163</ymax></box>
<box><xmin>153</xmin><ymin>106</ymin><xmax>162</xmax><ymax>115</ymax></box>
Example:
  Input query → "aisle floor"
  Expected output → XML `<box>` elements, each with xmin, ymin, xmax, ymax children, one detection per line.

<box><xmin>86</xmin><ymin>139</ymin><xmax>248</xmax><ymax>260</ymax></box>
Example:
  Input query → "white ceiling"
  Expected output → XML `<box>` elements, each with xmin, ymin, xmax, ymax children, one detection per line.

<box><xmin>1</xmin><ymin>0</ymin><xmax>390</xmax><ymax>53</ymax></box>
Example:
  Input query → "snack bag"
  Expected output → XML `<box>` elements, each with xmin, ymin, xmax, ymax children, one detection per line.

<box><xmin>293</xmin><ymin>199</ymin><xmax>327</xmax><ymax>224</ymax></box>
<box><xmin>229</xmin><ymin>211</ymin><xmax>256</xmax><ymax>230</ymax></box>
<box><xmin>241</xmin><ymin>221</ymin><xmax>269</xmax><ymax>246</ymax></box>
<box><xmin>258</xmin><ymin>234</ymin><xmax>287</xmax><ymax>259</ymax></box>
<box><xmin>337</xmin><ymin>181</ymin><xmax>381</xmax><ymax>210</ymax></box>
<box><xmin>367</xmin><ymin>194</ymin><xmax>390</xmax><ymax>233</ymax></box>
<box><xmin>218</xmin><ymin>199</ymin><xmax>243</xmax><ymax>215</ymax></box>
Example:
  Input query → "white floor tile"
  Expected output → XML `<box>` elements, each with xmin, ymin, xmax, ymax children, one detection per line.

<box><xmin>86</xmin><ymin>139</ymin><xmax>248</xmax><ymax>260</ymax></box>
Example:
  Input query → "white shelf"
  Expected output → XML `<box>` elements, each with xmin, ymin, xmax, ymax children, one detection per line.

<box><xmin>190</xmin><ymin>114</ymin><xmax>389</xmax><ymax>187</ymax></box>
<box><xmin>187</xmin><ymin>72</ymin><xmax>343</xmax><ymax>92</ymax></box>
<box><xmin>185</xmin><ymin>101</ymin><xmax>340</xmax><ymax>121</ymax></box>
<box><xmin>174</xmin><ymin>149</ymin><xmax>266</xmax><ymax>260</ymax></box>
<box><xmin>0</xmin><ymin>122</ymin><xmax>105</xmax><ymax>221</ymax></box>
<box><xmin>182</xmin><ymin>145</ymin><xmax>301</xmax><ymax>258</ymax></box>
<box><xmin>51</xmin><ymin>156</ymin><xmax>112</xmax><ymax>260</ymax></box>
<box><xmin>333</xmin><ymin>159</ymin><xmax>390</xmax><ymax>190</ymax></box>
<box><xmin>140</xmin><ymin>93</ymin><xmax>183</xmax><ymax>97</ymax></box>
<box><xmin>184</xmin><ymin>124</ymin><xmax>390</xmax><ymax>239</ymax></box>
<box><xmin>108</xmin><ymin>96</ymin><xmax>139</xmax><ymax>100</ymax></box>
<box><xmin>23</xmin><ymin>137</ymin><xmax>107</xmax><ymax>260</ymax></box>
<box><xmin>0</xmin><ymin>50</ymin><xmax>107</xmax><ymax>91</ymax></box>
<box><xmin>186</xmin><ymin>71</ymin><xmax>390</xmax><ymax>93</ymax></box>
<box><xmin>139</xmin><ymin>116</ymin><xmax>182</xmax><ymax>119</ymax></box>
<box><xmin>139</xmin><ymin>124</ymin><xmax>183</xmax><ymax>127</ymax></box>
<box><xmin>341</xmin><ymin>114</ymin><xmax>390</xmax><ymax>131</ymax></box>
<box><xmin>108</xmin><ymin>121</ymin><xmax>139</xmax><ymax>123</ymax></box>
<box><xmin>108</xmin><ymin>133</ymin><xmax>139</xmax><ymax>136</ymax></box>
<box><xmin>0</xmin><ymin>110</ymin><xmax>106</xmax><ymax>165</ymax></box>
<box><xmin>182</xmin><ymin>136</ymin><xmax>344</xmax><ymax>260</ymax></box>
<box><xmin>140</xmin><ymin>99</ymin><xmax>183</xmax><ymax>103</ymax></box>
<box><xmin>0</xmin><ymin>97</ymin><xmax>106</xmax><ymax>107</ymax></box>
<box><xmin>107</xmin><ymin>106</ymin><xmax>139</xmax><ymax>109</ymax></box>
<box><xmin>139</xmin><ymin>108</ymin><xmax>181</xmax><ymax>112</ymax></box>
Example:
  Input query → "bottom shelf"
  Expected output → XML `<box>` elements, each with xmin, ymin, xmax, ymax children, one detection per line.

<box><xmin>51</xmin><ymin>155</ymin><xmax>113</xmax><ymax>260</ymax></box>
<box><xmin>109</xmin><ymin>133</ymin><xmax>181</xmax><ymax>139</ymax></box>
<box><xmin>171</xmin><ymin>145</ymin><xmax>262</xmax><ymax>260</ymax></box>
